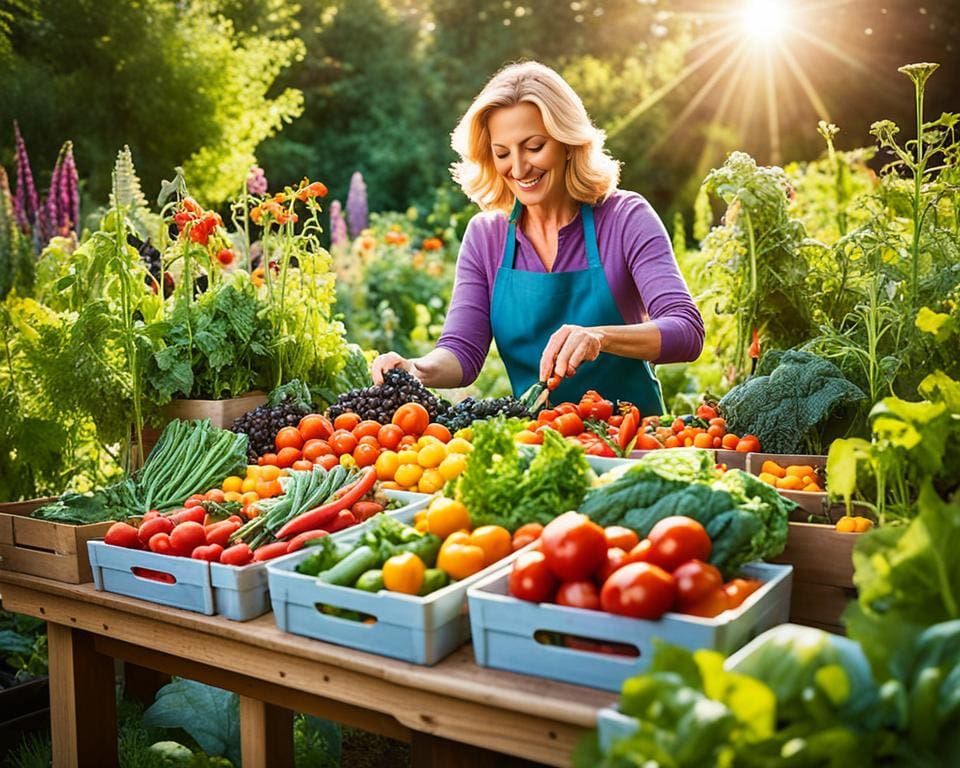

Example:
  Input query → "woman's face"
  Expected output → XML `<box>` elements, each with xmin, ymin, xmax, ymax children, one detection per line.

<box><xmin>487</xmin><ymin>102</ymin><xmax>570</xmax><ymax>211</ymax></box>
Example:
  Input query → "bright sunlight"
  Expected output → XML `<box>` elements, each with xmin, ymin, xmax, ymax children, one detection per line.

<box><xmin>740</xmin><ymin>0</ymin><xmax>792</xmax><ymax>42</ymax></box>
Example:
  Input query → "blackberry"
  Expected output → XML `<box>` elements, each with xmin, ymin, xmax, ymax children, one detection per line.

<box><xmin>436</xmin><ymin>396</ymin><xmax>532</xmax><ymax>432</ymax></box>
<box><xmin>231</xmin><ymin>401</ymin><xmax>311</xmax><ymax>462</ymax></box>
<box><xmin>327</xmin><ymin>368</ymin><xmax>451</xmax><ymax>424</ymax></box>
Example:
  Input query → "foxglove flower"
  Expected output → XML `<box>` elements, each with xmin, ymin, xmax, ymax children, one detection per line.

<box><xmin>329</xmin><ymin>199</ymin><xmax>348</xmax><ymax>248</ymax></box>
<box><xmin>346</xmin><ymin>171</ymin><xmax>368</xmax><ymax>238</ymax></box>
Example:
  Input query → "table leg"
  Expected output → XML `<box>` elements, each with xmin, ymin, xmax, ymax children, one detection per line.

<box><xmin>48</xmin><ymin>623</ymin><xmax>118</xmax><ymax>768</ymax></box>
<box><xmin>411</xmin><ymin>732</ymin><xmax>550</xmax><ymax>768</ymax></box>
<box><xmin>239</xmin><ymin>695</ymin><xmax>295</xmax><ymax>768</ymax></box>
<box><xmin>123</xmin><ymin>662</ymin><xmax>170</xmax><ymax>706</ymax></box>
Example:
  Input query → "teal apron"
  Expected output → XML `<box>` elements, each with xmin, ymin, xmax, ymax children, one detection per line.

<box><xmin>490</xmin><ymin>201</ymin><xmax>665</xmax><ymax>415</ymax></box>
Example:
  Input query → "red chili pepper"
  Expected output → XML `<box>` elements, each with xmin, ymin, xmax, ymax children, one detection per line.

<box><xmin>546</xmin><ymin>374</ymin><xmax>563</xmax><ymax>391</ymax></box>
<box><xmin>324</xmin><ymin>509</ymin><xmax>358</xmax><ymax>533</ymax></box>
<box><xmin>204</xmin><ymin>520</ymin><xmax>241</xmax><ymax>548</ymax></box>
<box><xmin>275</xmin><ymin>467</ymin><xmax>377</xmax><ymax>539</ymax></box>
<box><xmin>169</xmin><ymin>506</ymin><xmax>205</xmax><ymax>526</ymax></box>
<box><xmin>617</xmin><ymin>410</ymin><xmax>639</xmax><ymax>452</ymax></box>
<box><xmin>285</xmin><ymin>530</ymin><xmax>329</xmax><ymax>553</ymax></box>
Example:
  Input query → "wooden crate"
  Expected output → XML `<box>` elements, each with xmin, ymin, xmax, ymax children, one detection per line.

<box><xmin>0</xmin><ymin>498</ymin><xmax>114</xmax><ymax>584</ymax></box>
<box><xmin>135</xmin><ymin>391</ymin><xmax>267</xmax><ymax>465</ymax></box>
<box><xmin>770</xmin><ymin>522</ymin><xmax>861</xmax><ymax>634</ymax></box>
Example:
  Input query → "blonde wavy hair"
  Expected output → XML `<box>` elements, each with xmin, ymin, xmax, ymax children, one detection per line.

<box><xmin>450</xmin><ymin>61</ymin><xmax>621</xmax><ymax>213</ymax></box>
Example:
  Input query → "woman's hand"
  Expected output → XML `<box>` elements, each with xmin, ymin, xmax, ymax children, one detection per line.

<box><xmin>372</xmin><ymin>352</ymin><xmax>419</xmax><ymax>385</ymax></box>
<box><xmin>539</xmin><ymin>324</ymin><xmax>605</xmax><ymax>381</ymax></box>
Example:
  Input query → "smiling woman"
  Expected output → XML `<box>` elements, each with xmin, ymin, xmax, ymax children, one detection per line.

<box><xmin>371</xmin><ymin>61</ymin><xmax>705</xmax><ymax>416</ymax></box>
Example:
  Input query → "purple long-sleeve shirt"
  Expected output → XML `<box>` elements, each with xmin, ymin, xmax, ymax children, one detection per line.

<box><xmin>437</xmin><ymin>190</ymin><xmax>705</xmax><ymax>386</ymax></box>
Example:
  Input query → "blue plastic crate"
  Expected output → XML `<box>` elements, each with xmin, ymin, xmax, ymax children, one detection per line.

<box><xmin>266</xmin><ymin>502</ymin><xmax>525</xmax><ymax>665</ymax></box>
<box><xmin>88</xmin><ymin>540</ymin><xmax>216</xmax><ymax>614</ymax></box>
<box><xmin>467</xmin><ymin>562</ymin><xmax>793</xmax><ymax>691</ymax></box>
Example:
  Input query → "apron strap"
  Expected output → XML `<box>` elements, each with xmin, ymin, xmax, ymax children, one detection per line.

<box><xmin>505</xmin><ymin>199</ymin><xmax>598</xmax><ymax>271</ymax></box>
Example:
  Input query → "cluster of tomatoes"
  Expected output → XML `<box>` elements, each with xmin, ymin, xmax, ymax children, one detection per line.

<box><xmin>514</xmin><ymin>394</ymin><xmax>761</xmax><ymax>457</ymax></box>
<box><xmin>508</xmin><ymin>512</ymin><xmax>762</xmax><ymax>622</ymax></box>
<box><xmin>254</xmin><ymin>404</ymin><xmax>469</xmax><ymax>488</ymax></box>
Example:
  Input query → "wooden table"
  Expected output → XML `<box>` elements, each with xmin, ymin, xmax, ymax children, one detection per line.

<box><xmin>0</xmin><ymin>571</ymin><xmax>615</xmax><ymax>768</ymax></box>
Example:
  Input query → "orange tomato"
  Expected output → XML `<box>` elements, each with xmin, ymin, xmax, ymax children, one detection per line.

<box><xmin>512</xmin><ymin>522</ymin><xmax>544</xmax><ymax>551</ymax></box>
<box><xmin>437</xmin><ymin>543</ymin><xmax>486</xmax><ymax>580</ymax></box>
<box><xmin>514</xmin><ymin>429</ymin><xmax>543</xmax><ymax>445</ymax></box>
<box><xmin>298</xmin><ymin>414</ymin><xmax>333</xmax><ymax>441</ymax></box>
<box><xmin>275</xmin><ymin>426</ymin><xmax>303</xmax><ymax>451</ymax></box>
<box><xmin>258</xmin><ymin>452</ymin><xmax>278</xmax><ymax>466</ymax></box>
<box><xmin>663</xmin><ymin>435</ymin><xmax>680</xmax><ymax>449</ymax></box>
<box><xmin>706</xmin><ymin>424</ymin><xmax>725</xmax><ymax>439</ymax></box>
<box><xmin>721</xmin><ymin>433</ymin><xmax>740</xmax><ymax>450</ymax></box>
<box><xmin>735</xmin><ymin>435</ymin><xmax>761</xmax><ymax>453</ymax></box>
<box><xmin>693</xmin><ymin>432</ymin><xmax>714</xmax><ymax>449</ymax></box>
<box><xmin>377</xmin><ymin>423</ymin><xmax>404</xmax><ymax>451</ymax></box>
<box><xmin>316</xmin><ymin>454</ymin><xmax>339</xmax><ymax>471</ymax></box>
<box><xmin>333</xmin><ymin>412</ymin><xmax>361</xmax><ymax>432</ymax></box>
<box><xmin>353</xmin><ymin>442</ymin><xmax>380</xmax><ymax>468</ymax></box>
<box><xmin>302</xmin><ymin>439</ymin><xmax>332</xmax><ymax>462</ymax></box>
<box><xmin>393</xmin><ymin>403</ymin><xmax>430</xmax><ymax>436</ymax></box>
<box><xmin>353</xmin><ymin>420</ymin><xmax>382</xmax><ymax>439</ymax></box>
<box><xmin>291</xmin><ymin>459</ymin><xmax>314</xmax><ymax>472</ymax></box>
<box><xmin>275</xmin><ymin>446</ymin><xmax>302</xmax><ymax>468</ymax></box>
<box><xmin>329</xmin><ymin>429</ymin><xmax>358</xmax><ymax>456</ymax></box>
<box><xmin>635</xmin><ymin>432</ymin><xmax>662</xmax><ymax>450</ymax></box>
<box><xmin>422</xmin><ymin>423</ymin><xmax>452</xmax><ymax>443</ymax></box>
<box><xmin>469</xmin><ymin>525</ymin><xmax>513</xmax><ymax>566</ymax></box>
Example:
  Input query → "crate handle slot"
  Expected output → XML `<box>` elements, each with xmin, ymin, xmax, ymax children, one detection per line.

<box><xmin>533</xmin><ymin>629</ymin><xmax>640</xmax><ymax>658</ymax></box>
<box><xmin>314</xmin><ymin>602</ymin><xmax>377</xmax><ymax>625</ymax></box>
<box><xmin>131</xmin><ymin>566</ymin><xmax>178</xmax><ymax>585</ymax></box>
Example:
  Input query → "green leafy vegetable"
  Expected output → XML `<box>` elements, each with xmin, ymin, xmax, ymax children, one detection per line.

<box><xmin>450</xmin><ymin>418</ymin><xmax>592</xmax><ymax>532</ymax></box>
<box><xmin>719</xmin><ymin>349</ymin><xmax>865</xmax><ymax>455</ymax></box>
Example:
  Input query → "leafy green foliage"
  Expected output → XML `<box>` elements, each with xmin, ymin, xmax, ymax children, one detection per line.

<box><xmin>450</xmin><ymin>417</ymin><xmax>592</xmax><ymax>532</ymax></box>
<box><xmin>718</xmin><ymin>350</ymin><xmax>865</xmax><ymax>455</ymax></box>
<box><xmin>0</xmin><ymin>609</ymin><xmax>47</xmax><ymax>682</ymax></box>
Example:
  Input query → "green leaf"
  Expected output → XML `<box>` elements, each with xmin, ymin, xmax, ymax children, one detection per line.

<box><xmin>826</xmin><ymin>437</ymin><xmax>873</xmax><ymax>508</ymax></box>
<box><xmin>142</xmin><ymin>679</ymin><xmax>241</xmax><ymax>768</ymax></box>
<box><xmin>916</xmin><ymin>306</ymin><xmax>956</xmax><ymax>343</ymax></box>
<box><xmin>918</xmin><ymin>371</ymin><xmax>960</xmax><ymax>413</ymax></box>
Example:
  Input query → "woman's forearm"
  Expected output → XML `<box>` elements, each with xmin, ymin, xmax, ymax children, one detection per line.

<box><xmin>598</xmin><ymin>322</ymin><xmax>662</xmax><ymax>361</ymax></box>
<box><xmin>413</xmin><ymin>348</ymin><xmax>464</xmax><ymax>388</ymax></box>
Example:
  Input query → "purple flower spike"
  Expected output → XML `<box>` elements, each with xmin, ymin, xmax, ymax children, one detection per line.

<box><xmin>247</xmin><ymin>165</ymin><xmax>268</xmax><ymax>196</ymax></box>
<box><xmin>346</xmin><ymin>171</ymin><xmax>368</xmax><ymax>238</ymax></box>
<box><xmin>13</xmin><ymin>122</ymin><xmax>39</xmax><ymax>234</ymax></box>
<box><xmin>329</xmin><ymin>199</ymin><xmax>348</xmax><ymax>248</ymax></box>
<box><xmin>62</xmin><ymin>143</ymin><xmax>80</xmax><ymax>235</ymax></box>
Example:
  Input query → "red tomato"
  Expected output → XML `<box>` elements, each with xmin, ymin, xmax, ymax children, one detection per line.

<box><xmin>579</xmin><ymin>396</ymin><xmax>613</xmax><ymax>422</ymax></box>
<box><xmin>508</xmin><ymin>550</ymin><xmax>558</xmax><ymax>603</ymax></box>
<box><xmin>377</xmin><ymin>423</ymin><xmax>404</xmax><ymax>451</ymax></box>
<box><xmin>105</xmin><ymin>522</ymin><xmax>142</xmax><ymax>549</ymax></box>
<box><xmin>353</xmin><ymin>442</ymin><xmax>380</xmax><ymax>467</ymax></box>
<box><xmin>604</xmin><ymin>526</ymin><xmax>639</xmax><ymax>551</ymax></box>
<box><xmin>540</xmin><ymin>511</ymin><xmax>608</xmax><ymax>582</ymax></box>
<box><xmin>316</xmin><ymin>453</ymin><xmax>339</xmax><ymax>471</ymax></box>
<box><xmin>302</xmin><ymin>439</ymin><xmax>333</xmax><ymax>462</ymax></box>
<box><xmin>353</xmin><ymin>420</ymin><xmax>382</xmax><ymax>439</ymax></box>
<box><xmin>423</xmin><ymin>423</ymin><xmax>452</xmax><ymax>443</ymax></box>
<box><xmin>553</xmin><ymin>412</ymin><xmax>585</xmax><ymax>437</ymax></box>
<box><xmin>682</xmin><ymin>587</ymin><xmax>729</xmax><ymax>618</ymax></box>
<box><xmin>392</xmin><ymin>403</ymin><xmax>430</xmax><ymax>435</ymax></box>
<box><xmin>735</xmin><ymin>434</ymin><xmax>761</xmax><ymax>453</ymax></box>
<box><xmin>624</xmin><ymin>538</ymin><xmax>654</xmax><ymax>564</ymax></box>
<box><xmin>258</xmin><ymin>452</ymin><xmax>278</xmax><ymax>466</ymax></box>
<box><xmin>275</xmin><ymin>446</ymin><xmax>302</xmax><ymax>468</ymax></box>
<box><xmin>169</xmin><ymin>522</ymin><xmax>207</xmax><ymax>557</ymax></box>
<box><xmin>595</xmin><ymin>546</ymin><xmax>628</xmax><ymax>583</ymax></box>
<box><xmin>274</xmin><ymin>426</ymin><xmax>304</xmax><ymax>451</ymax></box>
<box><xmin>329</xmin><ymin>429</ymin><xmax>358</xmax><ymax>456</ymax></box>
<box><xmin>556</xmin><ymin>581</ymin><xmax>601</xmax><ymax>611</ymax></box>
<box><xmin>298</xmin><ymin>414</ymin><xmax>333</xmax><ymax>441</ymax></box>
<box><xmin>512</xmin><ymin>522</ymin><xmax>544</xmax><ymax>551</ymax></box>
<box><xmin>646</xmin><ymin>516</ymin><xmax>711</xmax><ymax>572</ymax></box>
<box><xmin>600</xmin><ymin>562</ymin><xmax>676</xmax><ymax>620</ymax></box>
<box><xmin>138</xmin><ymin>516</ymin><xmax>174</xmax><ymax>545</ymax></box>
<box><xmin>723</xmin><ymin>578</ymin><xmax>763</xmax><ymax>609</ymax></box>
<box><xmin>333</xmin><ymin>412</ymin><xmax>361</xmax><ymax>432</ymax></box>
<box><xmin>672</xmin><ymin>559</ymin><xmax>723</xmax><ymax>609</ymax></box>
<box><xmin>696</xmin><ymin>404</ymin><xmax>717</xmax><ymax>421</ymax></box>
<box><xmin>721</xmin><ymin>433</ymin><xmax>740</xmax><ymax>450</ymax></box>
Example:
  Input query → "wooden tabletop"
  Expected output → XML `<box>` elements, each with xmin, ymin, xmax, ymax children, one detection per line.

<box><xmin>0</xmin><ymin>570</ymin><xmax>616</xmax><ymax>767</ymax></box>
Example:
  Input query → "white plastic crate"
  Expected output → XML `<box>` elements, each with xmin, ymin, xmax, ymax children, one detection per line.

<box><xmin>467</xmin><ymin>561</ymin><xmax>792</xmax><ymax>691</ymax></box>
<box><xmin>266</xmin><ymin>504</ymin><xmax>528</xmax><ymax>665</ymax></box>
<box><xmin>87</xmin><ymin>491</ymin><xmax>429</xmax><ymax>621</ymax></box>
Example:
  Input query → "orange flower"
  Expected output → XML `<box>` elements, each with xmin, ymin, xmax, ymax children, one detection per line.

<box><xmin>296</xmin><ymin>181</ymin><xmax>328</xmax><ymax>201</ymax></box>
<box><xmin>385</xmin><ymin>230</ymin><xmax>408</xmax><ymax>245</ymax></box>
<box><xmin>251</xmin><ymin>266</ymin><xmax>266</xmax><ymax>287</ymax></box>
<box><xmin>422</xmin><ymin>237</ymin><xmax>442</xmax><ymax>251</ymax></box>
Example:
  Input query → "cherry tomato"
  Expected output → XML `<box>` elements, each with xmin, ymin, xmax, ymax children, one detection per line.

<box><xmin>600</xmin><ymin>562</ymin><xmax>676</xmax><ymax>620</ymax></box>
<box><xmin>646</xmin><ymin>516</ymin><xmax>712</xmax><ymax>572</ymax></box>
<box><xmin>604</xmin><ymin>526</ymin><xmax>639</xmax><ymax>551</ymax></box>
<box><xmin>556</xmin><ymin>581</ymin><xmax>601</xmax><ymax>611</ymax></box>
<box><xmin>509</xmin><ymin>550</ymin><xmax>558</xmax><ymax>603</ymax></box>
<box><xmin>353</xmin><ymin>442</ymin><xmax>380</xmax><ymax>468</ymax></box>
<box><xmin>723</xmin><ymin>578</ymin><xmax>763</xmax><ymax>609</ymax></box>
<box><xmin>512</xmin><ymin>522</ymin><xmax>544</xmax><ymax>551</ymax></box>
<box><xmin>376</xmin><ymin>423</ymin><xmax>404</xmax><ymax>451</ymax></box>
<box><xmin>540</xmin><ymin>511</ymin><xmax>608</xmax><ymax>582</ymax></box>
<box><xmin>672</xmin><ymin>559</ymin><xmax>723</xmax><ymax>610</ymax></box>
